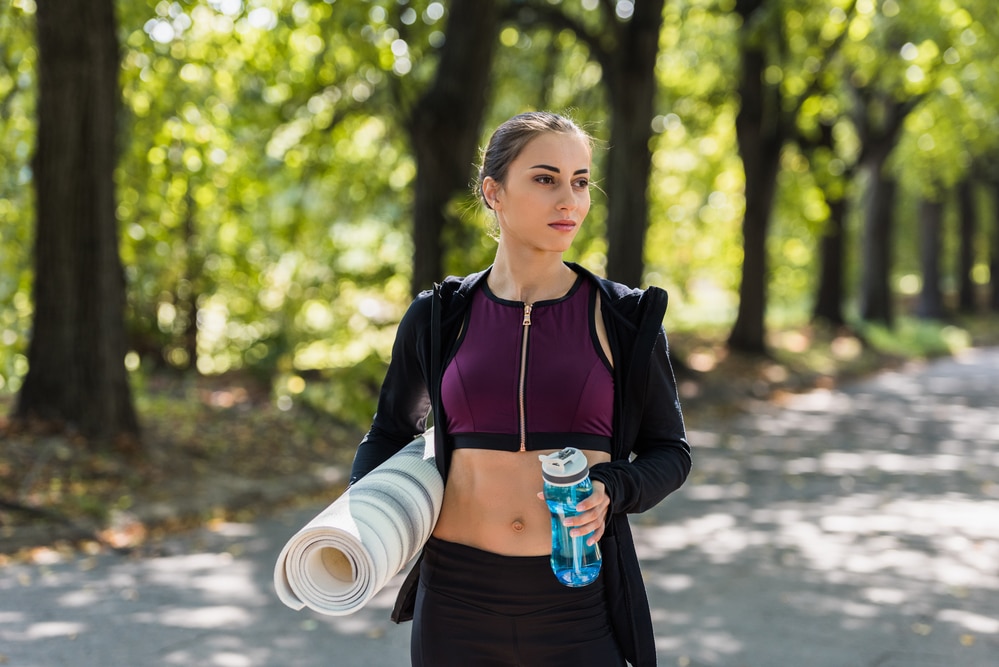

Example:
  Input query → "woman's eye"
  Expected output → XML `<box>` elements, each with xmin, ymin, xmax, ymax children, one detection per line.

<box><xmin>574</xmin><ymin>179</ymin><xmax>589</xmax><ymax>188</ymax></box>
<box><xmin>536</xmin><ymin>175</ymin><xmax>555</xmax><ymax>185</ymax></box>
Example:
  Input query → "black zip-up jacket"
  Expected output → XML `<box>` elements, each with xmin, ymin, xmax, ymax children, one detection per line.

<box><xmin>349</xmin><ymin>262</ymin><xmax>691</xmax><ymax>667</ymax></box>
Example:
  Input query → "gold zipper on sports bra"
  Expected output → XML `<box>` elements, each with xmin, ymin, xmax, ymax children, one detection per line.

<box><xmin>518</xmin><ymin>303</ymin><xmax>532</xmax><ymax>452</ymax></box>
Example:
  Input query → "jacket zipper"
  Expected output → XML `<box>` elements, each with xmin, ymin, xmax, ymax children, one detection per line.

<box><xmin>518</xmin><ymin>303</ymin><xmax>532</xmax><ymax>452</ymax></box>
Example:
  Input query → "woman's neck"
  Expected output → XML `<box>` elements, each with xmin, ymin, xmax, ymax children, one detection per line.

<box><xmin>487</xmin><ymin>248</ymin><xmax>576</xmax><ymax>303</ymax></box>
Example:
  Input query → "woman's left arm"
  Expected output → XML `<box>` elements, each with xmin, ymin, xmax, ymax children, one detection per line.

<box><xmin>588</xmin><ymin>328</ymin><xmax>692</xmax><ymax>515</ymax></box>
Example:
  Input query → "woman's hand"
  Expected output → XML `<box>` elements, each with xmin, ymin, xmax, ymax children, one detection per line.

<box><xmin>538</xmin><ymin>481</ymin><xmax>611</xmax><ymax>546</ymax></box>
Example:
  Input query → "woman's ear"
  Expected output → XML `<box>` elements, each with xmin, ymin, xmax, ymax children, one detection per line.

<box><xmin>482</xmin><ymin>177</ymin><xmax>500</xmax><ymax>210</ymax></box>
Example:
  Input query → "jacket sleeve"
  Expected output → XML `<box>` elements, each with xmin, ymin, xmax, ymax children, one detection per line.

<box><xmin>589</xmin><ymin>327</ymin><xmax>691</xmax><ymax>515</ymax></box>
<box><xmin>348</xmin><ymin>293</ymin><xmax>434</xmax><ymax>485</ymax></box>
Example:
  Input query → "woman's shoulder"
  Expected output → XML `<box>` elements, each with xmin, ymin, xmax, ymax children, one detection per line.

<box><xmin>570</xmin><ymin>263</ymin><xmax>668</xmax><ymax>325</ymax></box>
<box><xmin>419</xmin><ymin>267</ymin><xmax>490</xmax><ymax>299</ymax></box>
<box><xmin>404</xmin><ymin>267</ymin><xmax>491</xmax><ymax>324</ymax></box>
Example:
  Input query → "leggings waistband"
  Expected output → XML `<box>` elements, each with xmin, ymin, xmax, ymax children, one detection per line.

<box><xmin>421</xmin><ymin>536</ymin><xmax>604</xmax><ymax>616</ymax></box>
<box><xmin>412</xmin><ymin>537</ymin><xmax>623</xmax><ymax>666</ymax></box>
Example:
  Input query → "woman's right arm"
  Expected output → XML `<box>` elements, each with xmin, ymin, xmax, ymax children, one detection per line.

<box><xmin>348</xmin><ymin>293</ymin><xmax>434</xmax><ymax>485</ymax></box>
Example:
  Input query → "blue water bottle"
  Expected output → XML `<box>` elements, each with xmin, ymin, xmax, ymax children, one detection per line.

<box><xmin>539</xmin><ymin>447</ymin><xmax>602</xmax><ymax>587</ymax></box>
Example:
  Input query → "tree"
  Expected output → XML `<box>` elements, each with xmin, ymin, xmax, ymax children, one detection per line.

<box><xmin>848</xmin><ymin>0</ymin><xmax>988</xmax><ymax>326</ymax></box>
<box><xmin>727</xmin><ymin>0</ymin><xmax>856</xmax><ymax>352</ymax></box>
<box><xmin>597</xmin><ymin>0</ymin><xmax>666</xmax><ymax>288</ymax></box>
<box><xmin>855</xmin><ymin>93</ymin><xmax>912</xmax><ymax>327</ymax></box>
<box><xmin>407</xmin><ymin>0</ymin><xmax>501</xmax><ymax>295</ymax></box>
<box><xmin>916</xmin><ymin>196</ymin><xmax>946</xmax><ymax>319</ymax></box>
<box><xmin>726</xmin><ymin>0</ymin><xmax>783</xmax><ymax>354</ymax></box>
<box><xmin>508</xmin><ymin>0</ymin><xmax>666</xmax><ymax>287</ymax></box>
<box><xmin>955</xmin><ymin>178</ymin><xmax>977</xmax><ymax>313</ymax></box>
<box><xmin>13</xmin><ymin>0</ymin><xmax>138</xmax><ymax>442</ymax></box>
<box><xmin>808</xmin><ymin>121</ymin><xmax>852</xmax><ymax>327</ymax></box>
<box><xmin>992</xmin><ymin>182</ymin><xmax>999</xmax><ymax>313</ymax></box>
<box><xmin>812</xmin><ymin>195</ymin><xmax>849</xmax><ymax>326</ymax></box>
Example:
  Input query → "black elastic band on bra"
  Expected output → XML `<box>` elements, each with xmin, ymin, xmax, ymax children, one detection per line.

<box><xmin>451</xmin><ymin>433</ymin><xmax>612</xmax><ymax>453</ymax></box>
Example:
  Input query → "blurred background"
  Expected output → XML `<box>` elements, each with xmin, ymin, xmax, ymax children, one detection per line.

<box><xmin>1</xmin><ymin>0</ymin><xmax>997</xmax><ymax>544</ymax></box>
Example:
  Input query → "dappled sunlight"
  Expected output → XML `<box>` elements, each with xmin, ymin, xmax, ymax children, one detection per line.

<box><xmin>779</xmin><ymin>589</ymin><xmax>883</xmax><ymax>624</ymax></box>
<box><xmin>638</xmin><ymin>349</ymin><xmax>999</xmax><ymax>665</ymax></box>
<box><xmin>790</xmin><ymin>450</ymin><xmax>968</xmax><ymax>474</ymax></box>
<box><xmin>657</xmin><ymin>627</ymin><xmax>744</xmax><ymax>664</ymax></box>
<box><xmin>142</xmin><ymin>552</ymin><xmax>270</xmax><ymax>605</ymax></box>
<box><xmin>22</xmin><ymin>620</ymin><xmax>87</xmax><ymax>640</ymax></box>
<box><xmin>210</xmin><ymin>522</ymin><xmax>261</xmax><ymax>538</ymax></box>
<box><xmin>0</xmin><ymin>508</ymin><xmax>411</xmax><ymax>665</ymax></box>
<box><xmin>938</xmin><ymin>609</ymin><xmax>999</xmax><ymax>635</ymax></box>
<box><xmin>56</xmin><ymin>587</ymin><xmax>102</xmax><ymax>608</ymax></box>
<box><xmin>2</xmin><ymin>352</ymin><xmax>997</xmax><ymax>665</ymax></box>
<box><xmin>137</xmin><ymin>605</ymin><xmax>255</xmax><ymax>629</ymax></box>
<box><xmin>161</xmin><ymin>636</ymin><xmax>273</xmax><ymax>667</ymax></box>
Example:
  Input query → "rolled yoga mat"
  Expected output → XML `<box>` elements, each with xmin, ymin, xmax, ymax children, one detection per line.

<box><xmin>273</xmin><ymin>429</ymin><xmax>442</xmax><ymax>616</ymax></box>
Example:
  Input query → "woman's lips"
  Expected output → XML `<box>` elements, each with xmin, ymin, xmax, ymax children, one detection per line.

<box><xmin>549</xmin><ymin>220</ymin><xmax>577</xmax><ymax>231</ymax></box>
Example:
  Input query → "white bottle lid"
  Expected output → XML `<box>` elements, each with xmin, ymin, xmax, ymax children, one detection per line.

<box><xmin>539</xmin><ymin>447</ymin><xmax>589</xmax><ymax>485</ymax></box>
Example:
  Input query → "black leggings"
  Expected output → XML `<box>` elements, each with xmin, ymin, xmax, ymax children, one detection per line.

<box><xmin>411</xmin><ymin>537</ymin><xmax>627</xmax><ymax>667</ymax></box>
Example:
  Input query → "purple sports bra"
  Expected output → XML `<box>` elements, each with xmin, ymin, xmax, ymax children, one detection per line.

<box><xmin>441</xmin><ymin>274</ymin><xmax>614</xmax><ymax>453</ymax></box>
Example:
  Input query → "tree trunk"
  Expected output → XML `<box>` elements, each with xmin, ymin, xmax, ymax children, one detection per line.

<box><xmin>812</xmin><ymin>195</ymin><xmax>848</xmax><ymax>326</ymax></box>
<box><xmin>810</xmin><ymin>121</ymin><xmax>849</xmax><ymax>327</ymax></box>
<box><xmin>603</xmin><ymin>0</ymin><xmax>665</xmax><ymax>289</ymax></box>
<box><xmin>992</xmin><ymin>181</ymin><xmax>999</xmax><ymax>313</ymax></box>
<box><xmin>728</xmin><ymin>10</ymin><xmax>783</xmax><ymax>354</ymax></box>
<box><xmin>916</xmin><ymin>197</ymin><xmax>946</xmax><ymax>320</ymax></box>
<box><xmin>854</xmin><ymin>93</ymin><xmax>914</xmax><ymax>328</ymax></box>
<box><xmin>182</xmin><ymin>188</ymin><xmax>200</xmax><ymax>371</ymax></box>
<box><xmin>956</xmin><ymin>179</ymin><xmax>977</xmax><ymax>313</ymax></box>
<box><xmin>408</xmin><ymin>0</ymin><xmax>500</xmax><ymax>296</ymax></box>
<box><xmin>15</xmin><ymin>0</ymin><xmax>139</xmax><ymax>443</ymax></box>
<box><xmin>858</xmin><ymin>152</ymin><xmax>896</xmax><ymax>327</ymax></box>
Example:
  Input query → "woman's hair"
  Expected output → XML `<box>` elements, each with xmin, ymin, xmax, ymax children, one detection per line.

<box><xmin>476</xmin><ymin>111</ymin><xmax>592</xmax><ymax>210</ymax></box>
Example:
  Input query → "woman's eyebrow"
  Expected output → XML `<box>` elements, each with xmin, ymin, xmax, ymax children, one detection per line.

<box><xmin>530</xmin><ymin>164</ymin><xmax>590</xmax><ymax>175</ymax></box>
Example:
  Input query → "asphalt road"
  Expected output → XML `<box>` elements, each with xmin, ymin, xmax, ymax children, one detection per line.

<box><xmin>2</xmin><ymin>348</ymin><xmax>997</xmax><ymax>667</ymax></box>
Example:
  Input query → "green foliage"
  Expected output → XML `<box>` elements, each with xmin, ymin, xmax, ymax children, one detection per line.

<box><xmin>885</xmin><ymin>0</ymin><xmax>998</xmax><ymax>197</ymax></box>
<box><xmin>0</xmin><ymin>1</ymin><xmax>35</xmax><ymax>395</ymax></box>
<box><xmin>857</xmin><ymin>316</ymin><xmax>973</xmax><ymax>358</ymax></box>
<box><xmin>3</xmin><ymin>0</ymin><xmax>998</xmax><ymax>427</ymax></box>
<box><xmin>114</xmin><ymin>0</ymin><xmax>422</xmax><ymax>393</ymax></box>
<box><xmin>647</xmin><ymin>0</ymin><xmax>742</xmax><ymax>299</ymax></box>
<box><xmin>770</xmin><ymin>146</ymin><xmax>832</xmax><ymax>322</ymax></box>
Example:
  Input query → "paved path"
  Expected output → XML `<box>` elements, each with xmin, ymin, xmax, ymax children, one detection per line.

<box><xmin>2</xmin><ymin>349</ymin><xmax>997</xmax><ymax>666</ymax></box>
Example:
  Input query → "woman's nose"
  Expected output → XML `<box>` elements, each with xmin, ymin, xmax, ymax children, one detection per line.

<box><xmin>556</xmin><ymin>185</ymin><xmax>577</xmax><ymax>211</ymax></box>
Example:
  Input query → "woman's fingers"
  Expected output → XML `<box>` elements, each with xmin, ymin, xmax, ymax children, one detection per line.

<box><xmin>539</xmin><ymin>482</ymin><xmax>610</xmax><ymax>545</ymax></box>
<box><xmin>567</xmin><ymin>482</ymin><xmax>609</xmax><ymax>543</ymax></box>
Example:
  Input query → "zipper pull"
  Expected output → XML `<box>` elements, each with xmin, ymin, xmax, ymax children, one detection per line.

<box><xmin>523</xmin><ymin>303</ymin><xmax>533</xmax><ymax>326</ymax></box>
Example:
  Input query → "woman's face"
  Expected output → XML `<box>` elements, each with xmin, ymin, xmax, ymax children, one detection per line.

<box><xmin>484</xmin><ymin>131</ymin><xmax>592</xmax><ymax>255</ymax></box>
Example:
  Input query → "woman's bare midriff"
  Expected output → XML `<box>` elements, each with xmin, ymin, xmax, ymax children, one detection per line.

<box><xmin>431</xmin><ymin>447</ymin><xmax>612</xmax><ymax>556</ymax></box>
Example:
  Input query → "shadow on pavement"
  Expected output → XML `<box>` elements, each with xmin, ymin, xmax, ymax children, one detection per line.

<box><xmin>1</xmin><ymin>349</ymin><xmax>997</xmax><ymax>666</ymax></box>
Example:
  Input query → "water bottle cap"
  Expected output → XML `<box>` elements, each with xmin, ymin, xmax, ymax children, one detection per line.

<box><xmin>538</xmin><ymin>447</ymin><xmax>589</xmax><ymax>485</ymax></box>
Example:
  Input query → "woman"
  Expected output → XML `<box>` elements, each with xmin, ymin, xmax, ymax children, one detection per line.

<box><xmin>349</xmin><ymin>111</ymin><xmax>691</xmax><ymax>666</ymax></box>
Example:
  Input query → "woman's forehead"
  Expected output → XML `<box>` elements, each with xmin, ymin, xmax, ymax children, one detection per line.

<box><xmin>515</xmin><ymin>132</ymin><xmax>591</xmax><ymax>168</ymax></box>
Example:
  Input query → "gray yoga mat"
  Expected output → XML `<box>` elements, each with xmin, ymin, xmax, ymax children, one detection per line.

<box><xmin>274</xmin><ymin>430</ymin><xmax>442</xmax><ymax>615</ymax></box>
